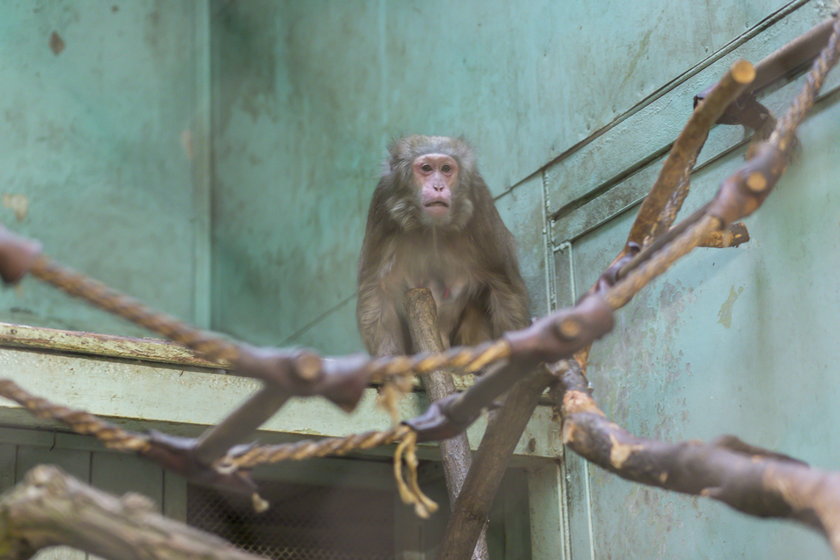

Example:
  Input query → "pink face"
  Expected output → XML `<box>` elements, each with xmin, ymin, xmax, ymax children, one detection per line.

<box><xmin>413</xmin><ymin>153</ymin><xmax>459</xmax><ymax>222</ymax></box>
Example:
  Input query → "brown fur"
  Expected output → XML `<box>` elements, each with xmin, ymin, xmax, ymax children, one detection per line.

<box><xmin>357</xmin><ymin>135</ymin><xmax>530</xmax><ymax>356</ymax></box>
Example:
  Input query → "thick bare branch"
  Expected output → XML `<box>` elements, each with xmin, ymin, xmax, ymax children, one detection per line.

<box><xmin>404</xmin><ymin>288</ymin><xmax>489</xmax><ymax>560</ymax></box>
<box><xmin>752</xmin><ymin>17</ymin><xmax>838</xmax><ymax>94</ymax></box>
<box><xmin>438</xmin><ymin>365</ymin><xmax>558</xmax><ymax>560</ymax></box>
<box><xmin>554</xmin><ymin>363</ymin><xmax>840</xmax><ymax>557</ymax></box>
<box><xmin>193</xmin><ymin>387</ymin><xmax>290</xmax><ymax>465</ymax></box>
<box><xmin>0</xmin><ymin>465</ymin><xmax>264</xmax><ymax>560</ymax></box>
<box><xmin>628</xmin><ymin>59</ymin><xmax>755</xmax><ymax>247</ymax></box>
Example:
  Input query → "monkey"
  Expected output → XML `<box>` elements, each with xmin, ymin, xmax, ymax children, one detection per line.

<box><xmin>356</xmin><ymin>135</ymin><xmax>530</xmax><ymax>357</ymax></box>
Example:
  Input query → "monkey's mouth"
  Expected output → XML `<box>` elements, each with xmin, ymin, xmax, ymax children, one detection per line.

<box><xmin>424</xmin><ymin>200</ymin><xmax>450</xmax><ymax>217</ymax></box>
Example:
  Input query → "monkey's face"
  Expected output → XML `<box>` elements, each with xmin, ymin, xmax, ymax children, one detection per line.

<box><xmin>412</xmin><ymin>153</ymin><xmax>460</xmax><ymax>226</ymax></box>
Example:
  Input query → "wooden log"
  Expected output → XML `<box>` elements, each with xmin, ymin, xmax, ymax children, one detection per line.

<box><xmin>438</xmin><ymin>366</ymin><xmax>556</xmax><ymax>560</ymax></box>
<box><xmin>0</xmin><ymin>465</ymin><xmax>262</xmax><ymax>560</ymax></box>
<box><xmin>404</xmin><ymin>288</ymin><xmax>489</xmax><ymax>560</ymax></box>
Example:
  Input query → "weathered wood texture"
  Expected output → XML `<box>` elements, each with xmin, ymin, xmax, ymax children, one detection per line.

<box><xmin>0</xmin><ymin>465</ymin><xmax>261</xmax><ymax>560</ymax></box>
<box><xmin>556</xmin><ymin>362</ymin><xmax>840</xmax><ymax>558</ymax></box>
<box><xmin>439</xmin><ymin>366</ymin><xmax>557</xmax><ymax>560</ymax></box>
<box><xmin>404</xmin><ymin>288</ymin><xmax>489</xmax><ymax>560</ymax></box>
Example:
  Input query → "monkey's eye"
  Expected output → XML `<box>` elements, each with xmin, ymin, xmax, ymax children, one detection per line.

<box><xmin>441</xmin><ymin>164</ymin><xmax>452</xmax><ymax>173</ymax></box>
<box><xmin>421</xmin><ymin>163</ymin><xmax>433</xmax><ymax>172</ymax></box>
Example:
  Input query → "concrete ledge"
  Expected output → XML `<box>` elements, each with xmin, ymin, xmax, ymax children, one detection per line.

<box><xmin>0</xmin><ymin>324</ymin><xmax>562</xmax><ymax>461</ymax></box>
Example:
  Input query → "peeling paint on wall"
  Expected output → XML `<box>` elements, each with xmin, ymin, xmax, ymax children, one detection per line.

<box><xmin>2</xmin><ymin>194</ymin><xmax>29</xmax><ymax>222</ymax></box>
<box><xmin>717</xmin><ymin>285</ymin><xmax>744</xmax><ymax>329</ymax></box>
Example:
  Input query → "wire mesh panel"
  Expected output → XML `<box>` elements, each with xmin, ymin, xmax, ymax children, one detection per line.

<box><xmin>187</xmin><ymin>480</ymin><xmax>396</xmax><ymax>560</ymax></box>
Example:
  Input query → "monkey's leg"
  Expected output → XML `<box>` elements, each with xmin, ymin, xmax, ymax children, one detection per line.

<box><xmin>404</xmin><ymin>288</ymin><xmax>490</xmax><ymax>560</ymax></box>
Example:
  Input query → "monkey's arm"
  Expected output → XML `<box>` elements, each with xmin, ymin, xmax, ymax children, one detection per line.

<box><xmin>356</xmin><ymin>181</ymin><xmax>409</xmax><ymax>356</ymax></box>
<box><xmin>356</xmin><ymin>278</ymin><xmax>406</xmax><ymax>356</ymax></box>
<box><xmin>482</xmin><ymin>223</ymin><xmax>531</xmax><ymax>337</ymax></box>
<box><xmin>486</xmin><ymin>270</ymin><xmax>531</xmax><ymax>336</ymax></box>
<box><xmin>466</xmin><ymin>178</ymin><xmax>531</xmax><ymax>337</ymax></box>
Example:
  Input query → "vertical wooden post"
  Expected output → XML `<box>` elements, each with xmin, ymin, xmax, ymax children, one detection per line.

<box><xmin>404</xmin><ymin>288</ymin><xmax>489</xmax><ymax>560</ymax></box>
<box><xmin>439</xmin><ymin>368</ymin><xmax>556</xmax><ymax>559</ymax></box>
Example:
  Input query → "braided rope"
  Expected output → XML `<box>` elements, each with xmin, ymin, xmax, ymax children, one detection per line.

<box><xmin>217</xmin><ymin>424</ymin><xmax>412</xmax><ymax>470</ymax></box>
<box><xmin>769</xmin><ymin>17</ymin><xmax>840</xmax><ymax>152</ymax></box>
<box><xmin>369</xmin><ymin>339</ymin><xmax>511</xmax><ymax>384</ymax></box>
<box><xmin>0</xmin><ymin>379</ymin><xmax>149</xmax><ymax>452</ymax></box>
<box><xmin>30</xmin><ymin>256</ymin><xmax>240</xmax><ymax>363</ymax></box>
<box><xmin>30</xmin><ymin>252</ymin><xmax>511</xmax><ymax>385</ymax></box>
<box><xmin>604</xmin><ymin>215</ymin><xmax>721</xmax><ymax>310</ymax></box>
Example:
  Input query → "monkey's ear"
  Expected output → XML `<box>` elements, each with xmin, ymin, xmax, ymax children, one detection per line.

<box><xmin>385</xmin><ymin>137</ymin><xmax>404</xmax><ymax>172</ymax></box>
<box><xmin>453</xmin><ymin>136</ymin><xmax>477</xmax><ymax>172</ymax></box>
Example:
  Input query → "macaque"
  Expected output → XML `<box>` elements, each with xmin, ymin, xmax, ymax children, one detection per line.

<box><xmin>356</xmin><ymin>135</ymin><xmax>530</xmax><ymax>356</ymax></box>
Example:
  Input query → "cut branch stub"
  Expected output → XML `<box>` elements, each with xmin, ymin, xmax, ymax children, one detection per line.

<box><xmin>233</xmin><ymin>347</ymin><xmax>371</xmax><ymax>412</ymax></box>
<box><xmin>708</xmin><ymin>142</ymin><xmax>786</xmax><ymax>225</ymax></box>
<box><xmin>0</xmin><ymin>225</ymin><xmax>41</xmax><ymax>284</ymax></box>
<box><xmin>698</xmin><ymin>222</ymin><xmax>750</xmax><ymax>248</ymax></box>
<box><xmin>505</xmin><ymin>294</ymin><xmax>615</xmax><ymax>362</ymax></box>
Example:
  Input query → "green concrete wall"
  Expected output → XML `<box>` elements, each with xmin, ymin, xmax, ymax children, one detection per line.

<box><xmin>208</xmin><ymin>0</ymin><xmax>806</xmax><ymax>354</ymax></box>
<box><xmin>547</xmin><ymin>3</ymin><xmax>840</xmax><ymax>559</ymax></box>
<box><xmin>209</xmin><ymin>0</ymin><xmax>840</xmax><ymax>557</ymax></box>
<box><xmin>0</xmin><ymin>1</ymin><xmax>211</xmax><ymax>335</ymax></box>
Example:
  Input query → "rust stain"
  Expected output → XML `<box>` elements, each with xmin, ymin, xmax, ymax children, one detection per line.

<box><xmin>717</xmin><ymin>285</ymin><xmax>744</xmax><ymax>329</ymax></box>
<box><xmin>617</xmin><ymin>27</ymin><xmax>653</xmax><ymax>92</ymax></box>
<box><xmin>49</xmin><ymin>31</ymin><xmax>65</xmax><ymax>56</ymax></box>
<box><xmin>3</xmin><ymin>194</ymin><xmax>29</xmax><ymax>222</ymax></box>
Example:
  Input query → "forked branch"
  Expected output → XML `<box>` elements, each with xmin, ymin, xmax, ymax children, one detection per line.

<box><xmin>555</xmin><ymin>362</ymin><xmax>840</xmax><ymax>556</ymax></box>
